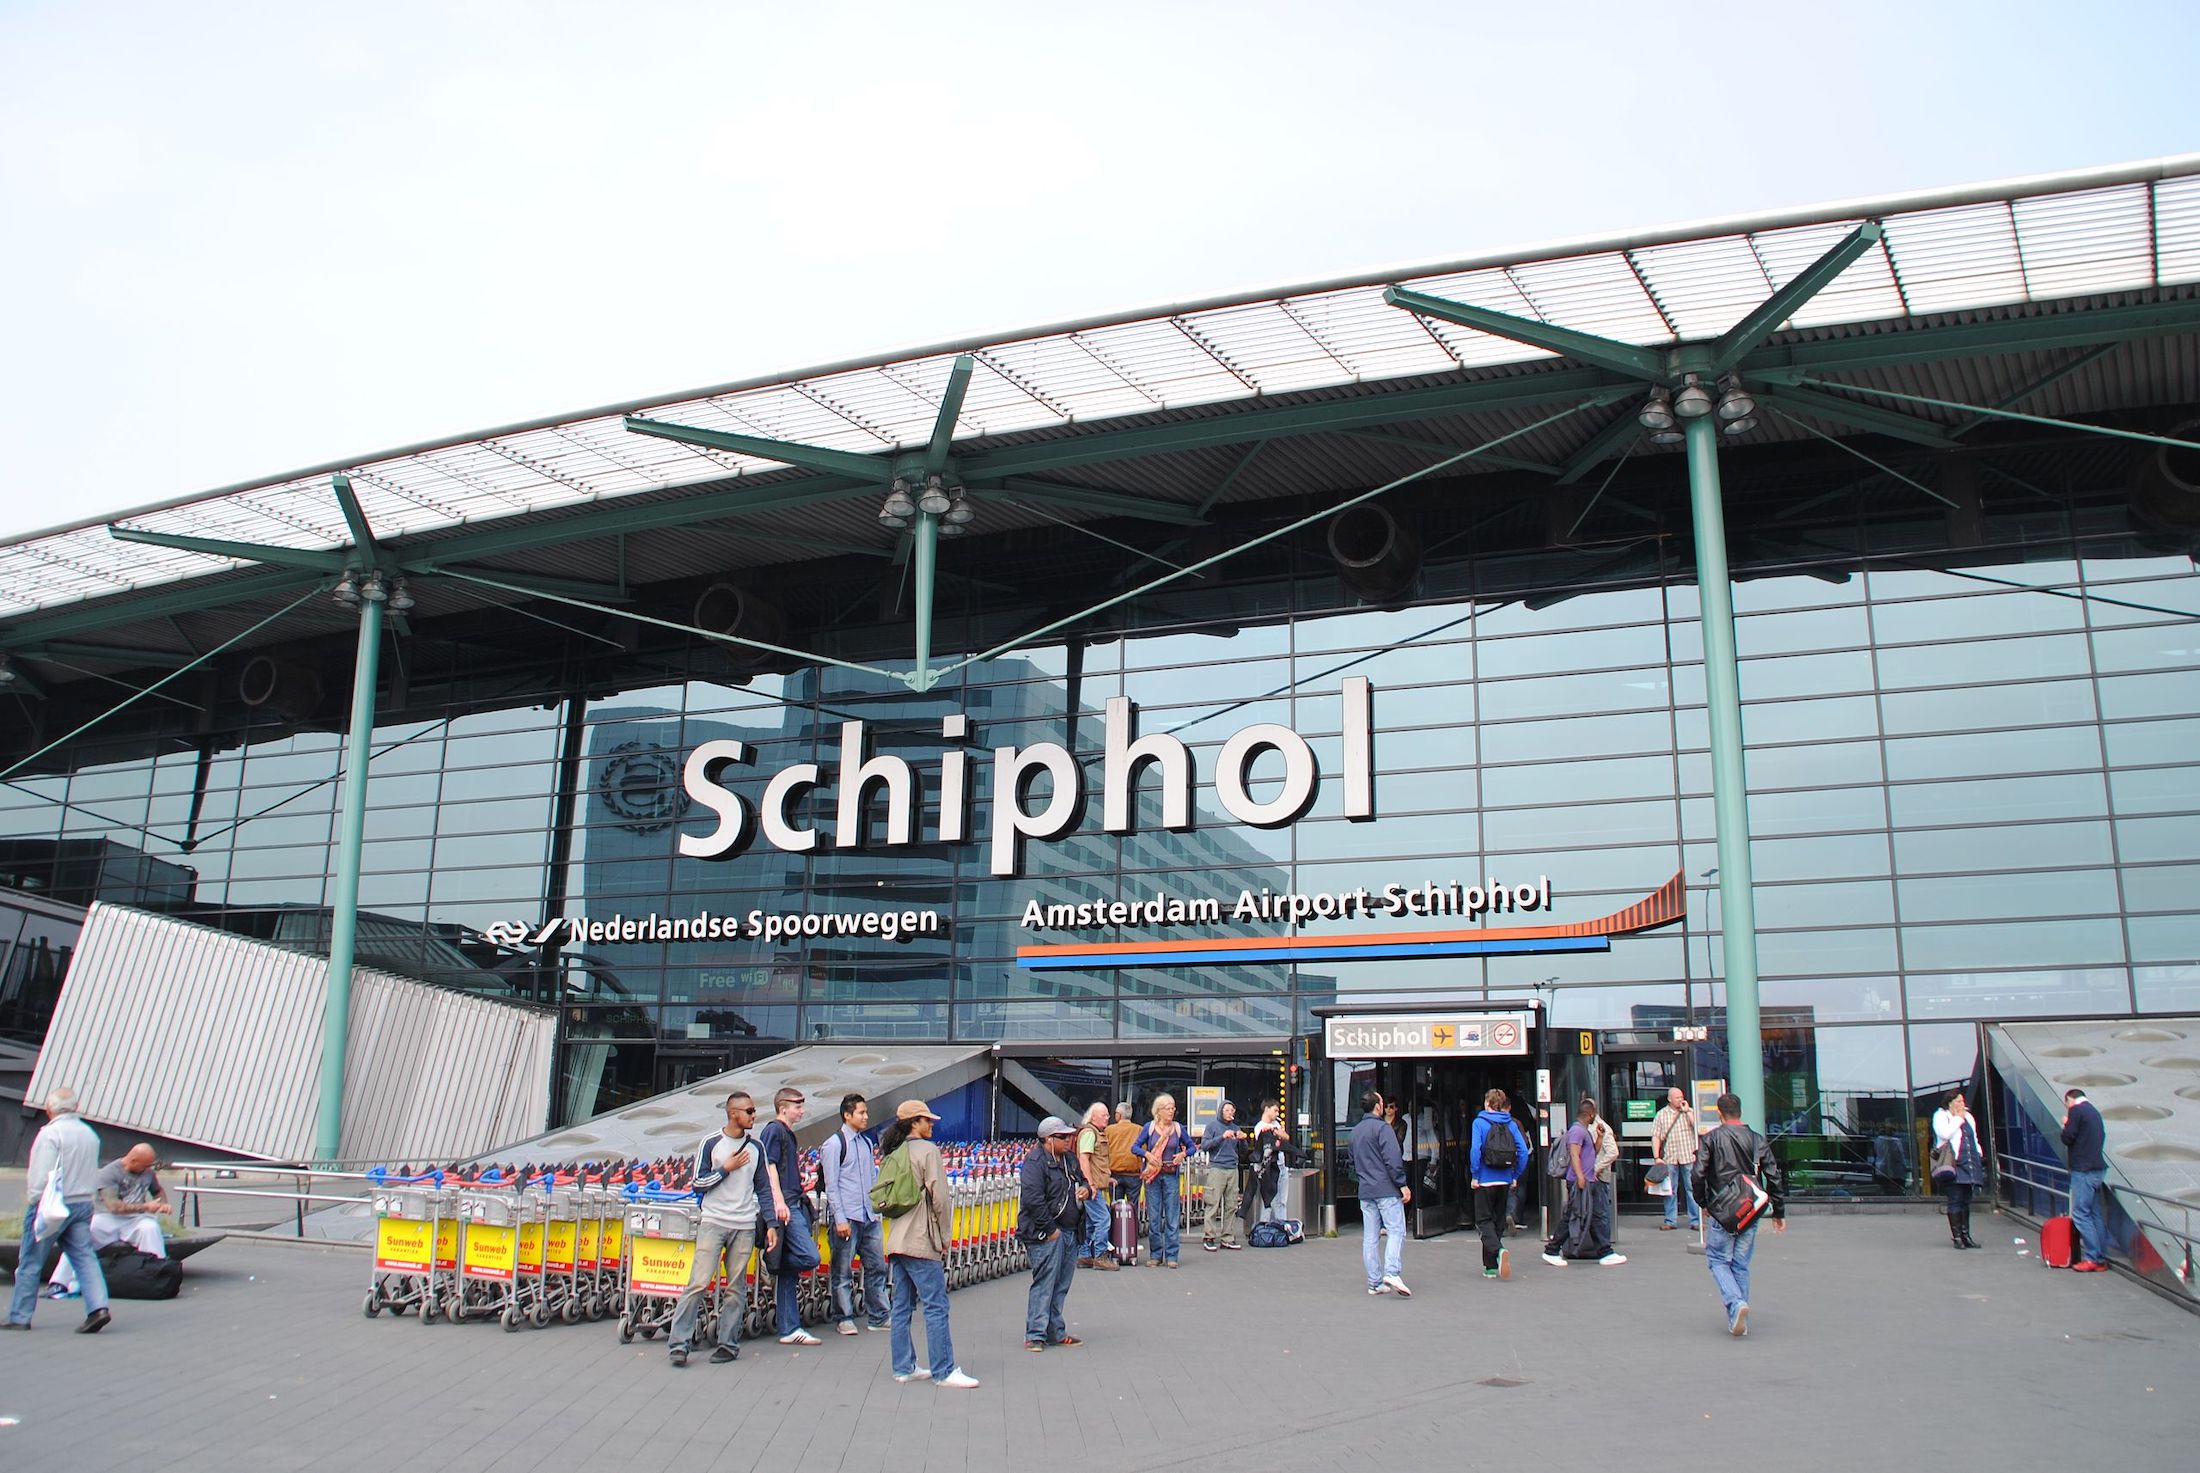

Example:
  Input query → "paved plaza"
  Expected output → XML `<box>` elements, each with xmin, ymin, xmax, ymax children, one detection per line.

<box><xmin>2</xmin><ymin>1210</ymin><xmax>2194</xmax><ymax>1472</ymax></box>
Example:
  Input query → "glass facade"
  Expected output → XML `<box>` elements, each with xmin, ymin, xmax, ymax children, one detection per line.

<box><xmin>2</xmin><ymin>511</ymin><xmax>2195</xmax><ymax>1127</ymax></box>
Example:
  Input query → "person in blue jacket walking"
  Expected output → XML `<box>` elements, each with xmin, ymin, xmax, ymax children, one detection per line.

<box><xmin>1469</xmin><ymin>1089</ymin><xmax>1532</xmax><ymax>1281</ymax></box>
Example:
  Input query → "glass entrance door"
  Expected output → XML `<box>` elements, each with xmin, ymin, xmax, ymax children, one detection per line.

<box><xmin>1601</xmin><ymin>1048</ymin><xmax>1688</xmax><ymax>1213</ymax></box>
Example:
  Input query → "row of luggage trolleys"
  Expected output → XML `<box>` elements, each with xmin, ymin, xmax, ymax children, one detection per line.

<box><xmin>363</xmin><ymin>1168</ymin><xmax>1031</xmax><ymax>1336</ymax></box>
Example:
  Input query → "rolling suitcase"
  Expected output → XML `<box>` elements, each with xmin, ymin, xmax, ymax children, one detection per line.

<box><xmin>2040</xmin><ymin>1215</ymin><xmax>2075</xmax><ymax>1268</ymax></box>
<box><xmin>1110</xmin><ymin>1198</ymin><xmax>1139</xmax><ymax>1266</ymax></box>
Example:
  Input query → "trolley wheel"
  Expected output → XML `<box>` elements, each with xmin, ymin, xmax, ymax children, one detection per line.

<box><xmin>363</xmin><ymin>1293</ymin><xmax>381</xmax><ymax>1319</ymax></box>
<box><xmin>562</xmin><ymin>1301</ymin><xmax>581</xmax><ymax>1325</ymax></box>
<box><xmin>500</xmin><ymin>1307</ymin><xmax>520</xmax><ymax>1333</ymax></box>
<box><xmin>618</xmin><ymin>1315</ymin><xmax>635</xmax><ymax>1344</ymax></box>
<box><xmin>531</xmin><ymin>1301</ymin><xmax>550</xmax><ymax>1329</ymax></box>
<box><xmin>422</xmin><ymin>1296</ymin><xmax>441</xmax><ymax>1325</ymax></box>
<box><xmin>641</xmin><ymin>1324</ymin><xmax>658</xmax><ymax>1340</ymax></box>
<box><xmin>587</xmin><ymin>1295</ymin><xmax>606</xmax><ymax>1322</ymax></box>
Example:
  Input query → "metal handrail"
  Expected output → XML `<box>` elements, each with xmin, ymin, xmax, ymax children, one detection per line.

<box><xmin>1995</xmin><ymin>1149</ymin><xmax>2198</xmax><ymax>1283</ymax></box>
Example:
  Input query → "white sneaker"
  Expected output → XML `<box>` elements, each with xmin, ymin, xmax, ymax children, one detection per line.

<box><xmin>1367</xmin><ymin>1283</ymin><xmax>1389</xmax><ymax>1295</ymax></box>
<box><xmin>1381</xmin><ymin>1274</ymin><xmax>1412</xmax><ymax>1298</ymax></box>
<box><xmin>937</xmin><ymin>1367</ymin><xmax>981</xmax><ymax>1389</ymax></box>
<box><xmin>1598</xmin><ymin>1252</ymin><xmax>1628</xmax><ymax>1266</ymax></box>
<box><xmin>893</xmin><ymin>1368</ymin><xmax>932</xmax><ymax>1383</ymax></box>
<box><xmin>835</xmin><ymin>1321</ymin><xmax>859</xmax><ymax>1337</ymax></box>
<box><xmin>1540</xmin><ymin>1252</ymin><xmax>1566</xmax><ymax>1267</ymax></box>
<box><xmin>1732</xmin><ymin>1302</ymin><xmax>1749</xmax><ymax>1338</ymax></box>
<box><xmin>779</xmin><ymin>1329</ymin><xmax>823</xmax><ymax>1345</ymax></box>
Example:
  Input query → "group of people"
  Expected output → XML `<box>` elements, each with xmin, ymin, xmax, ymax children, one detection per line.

<box><xmin>661</xmin><ymin>1087</ymin><xmax>1298</xmax><ymax>1384</ymax></box>
<box><xmin>8</xmin><ymin>1086</ymin><xmax>174</xmax><ymax>1333</ymax></box>
<box><xmin>1351</xmin><ymin>1085</ymin><xmax>1786</xmax><ymax>1337</ymax></box>
<box><xmin>665</xmin><ymin>1085</ymin><xmax>979</xmax><ymax>1387</ymax></box>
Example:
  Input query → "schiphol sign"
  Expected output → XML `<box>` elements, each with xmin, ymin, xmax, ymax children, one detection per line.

<box><xmin>677</xmin><ymin>677</ymin><xmax>1376</xmax><ymax>877</ymax></box>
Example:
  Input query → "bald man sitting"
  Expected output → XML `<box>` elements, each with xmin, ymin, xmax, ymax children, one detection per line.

<box><xmin>52</xmin><ymin>1144</ymin><xmax>170</xmax><ymax>1297</ymax></box>
<box><xmin>91</xmin><ymin>1145</ymin><xmax>172</xmax><ymax>1257</ymax></box>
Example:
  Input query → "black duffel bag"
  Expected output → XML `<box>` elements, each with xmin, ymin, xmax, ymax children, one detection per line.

<box><xmin>96</xmin><ymin>1242</ymin><xmax>182</xmax><ymax>1300</ymax></box>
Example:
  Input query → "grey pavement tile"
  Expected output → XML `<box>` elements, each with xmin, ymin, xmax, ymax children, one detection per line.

<box><xmin>3</xmin><ymin>1214</ymin><xmax>2197</xmax><ymax>1472</ymax></box>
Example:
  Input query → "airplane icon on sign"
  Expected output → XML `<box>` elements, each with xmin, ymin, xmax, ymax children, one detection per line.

<box><xmin>1430</xmin><ymin>1025</ymin><xmax>1455</xmax><ymax>1048</ymax></box>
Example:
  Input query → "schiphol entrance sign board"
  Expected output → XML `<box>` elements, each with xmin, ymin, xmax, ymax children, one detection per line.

<box><xmin>679</xmin><ymin>678</ymin><xmax>1375</xmax><ymax>877</ymax></box>
<box><xmin>1324</xmin><ymin>1012</ymin><xmax>1533</xmax><ymax>1059</ymax></box>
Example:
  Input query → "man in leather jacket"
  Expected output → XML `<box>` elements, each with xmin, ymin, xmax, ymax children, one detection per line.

<box><xmin>1690</xmin><ymin>1093</ymin><xmax>1787</xmax><ymax>1338</ymax></box>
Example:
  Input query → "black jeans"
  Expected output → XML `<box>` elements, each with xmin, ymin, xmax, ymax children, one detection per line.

<box><xmin>1472</xmin><ymin>1183</ymin><xmax>1511</xmax><ymax>1270</ymax></box>
<box><xmin>1944</xmin><ymin>1179</ymin><xmax>1974</xmax><ymax>1220</ymax></box>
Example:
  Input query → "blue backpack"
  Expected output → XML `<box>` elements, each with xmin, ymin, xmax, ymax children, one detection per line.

<box><xmin>1249</xmin><ymin>1218</ymin><xmax>1304</xmax><ymax>1247</ymax></box>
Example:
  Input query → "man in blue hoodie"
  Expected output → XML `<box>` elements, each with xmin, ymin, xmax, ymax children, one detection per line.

<box><xmin>1349</xmin><ymin>1089</ymin><xmax>1412</xmax><ymax>1297</ymax></box>
<box><xmin>1469</xmin><ymin>1089</ymin><xmax>1531</xmax><ymax>1281</ymax></box>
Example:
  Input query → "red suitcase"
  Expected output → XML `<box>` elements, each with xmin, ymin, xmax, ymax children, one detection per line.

<box><xmin>2040</xmin><ymin>1215</ymin><xmax>2075</xmax><ymax>1268</ymax></box>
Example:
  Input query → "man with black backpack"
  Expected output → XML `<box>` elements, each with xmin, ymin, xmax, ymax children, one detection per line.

<box><xmin>1690</xmin><ymin>1093</ymin><xmax>1787</xmax><ymax>1338</ymax></box>
<box><xmin>1469</xmin><ymin>1089</ymin><xmax>1531</xmax><ymax>1281</ymax></box>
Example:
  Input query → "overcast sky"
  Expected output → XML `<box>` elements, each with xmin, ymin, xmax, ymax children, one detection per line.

<box><xmin>2</xmin><ymin>1</ymin><xmax>2194</xmax><ymax>542</ymax></box>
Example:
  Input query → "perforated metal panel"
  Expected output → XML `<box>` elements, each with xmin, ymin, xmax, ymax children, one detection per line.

<box><xmin>26</xmin><ymin>903</ymin><xmax>554</xmax><ymax>1162</ymax></box>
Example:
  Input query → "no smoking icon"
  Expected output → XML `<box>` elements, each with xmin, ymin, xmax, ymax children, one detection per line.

<box><xmin>1492</xmin><ymin>1021</ymin><xmax>1520</xmax><ymax>1048</ymax></box>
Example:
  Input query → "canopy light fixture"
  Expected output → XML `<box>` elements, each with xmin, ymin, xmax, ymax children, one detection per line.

<box><xmin>879</xmin><ymin>477</ymin><xmax>915</xmax><ymax>529</ymax></box>
<box><xmin>1649</xmin><ymin>426</ymin><xmax>1685</xmax><ymax>446</ymax></box>
<box><xmin>943</xmin><ymin>486</ymin><xmax>975</xmax><ymax>526</ymax></box>
<box><xmin>388</xmin><ymin>576</ymin><xmax>416</xmax><ymax>612</ymax></box>
<box><xmin>937</xmin><ymin>519</ymin><xmax>966</xmax><ymax>538</ymax></box>
<box><xmin>332</xmin><ymin>572</ymin><xmax>361</xmax><ymax>607</ymax></box>
<box><xmin>1715</xmin><ymin>375</ymin><xmax>1756</xmax><ymax>423</ymax></box>
<box><xmin>1637</xmin><ymin>387</ymin><xmax>1675</xmax><ymax>432</ymax></box>
<box><xmin>1722</xmin><ymin>414</ymin><xmax>1757</xmax><ymax>437</ymax></box>
<box><xmin>0</xmin><ymin>654</ymin><xmax>15</xmax><ymax>685</ymax></box>
<box><xmin>361</xmin><ymin>571</ymin><xmax>389</xmax><ymax>604</ymax></box>
<box><xmin>918</xmin><ymin>473</ymin><xmax>952</xmax><ymax>516</ymax></box>
<box><xmin>1673</xmin><ymin>374</ymin><xmax>1714</xmax><ymax>419</ymax></box>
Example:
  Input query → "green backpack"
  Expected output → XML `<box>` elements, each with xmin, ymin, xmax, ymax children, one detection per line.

<box><xmin>869</xmin><ymin>1144</ymin><xmax>924</xmax><ymax>1218</ymax></box>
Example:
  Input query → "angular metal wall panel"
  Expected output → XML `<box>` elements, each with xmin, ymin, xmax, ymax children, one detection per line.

<box><xmin>26</xmin><ymin>903</ymin><xmax>553</xmax><ymax>1163</ymax></box>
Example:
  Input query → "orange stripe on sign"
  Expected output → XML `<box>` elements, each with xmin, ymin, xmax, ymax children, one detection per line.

<box><xmin>1017</xmin><ymin>870</ymin><xmax>1685</xmax><ymax>960</ymax></box>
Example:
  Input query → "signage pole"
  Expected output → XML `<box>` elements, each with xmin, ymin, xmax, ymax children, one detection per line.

<box><xmin>315</xmin><ymin>594</ymin><xmax>383</xmax><ymax>1162</ymax></box>
<box><xmin>1682</xmin><ymin>415</ymin><xmax>1765</xmax><ymax>1132</ymax></box>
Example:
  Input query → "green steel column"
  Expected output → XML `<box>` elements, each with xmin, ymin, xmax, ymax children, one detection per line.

<box><xmin>910</xmin><ymin>512</ymin><xmax>938</xmax><ymax>690</ymax></box>
<box><xmin>1683</xmin><ymin>415</ymin><xmax>1765</xmax><ymax>1131</ymax></box>
<box><xmin>315</xmin><ymin>595</ymin><xmax>383</xmax><ymax>1162</ymax></box>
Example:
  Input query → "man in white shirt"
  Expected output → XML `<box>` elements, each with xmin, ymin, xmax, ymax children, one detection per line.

<box><xmin>667</xmin><ymin>1090</ymin><xmax>769</xmax><ymax>1368</ymax></box>
<box><xmin>6</xmin><ymin>1085</ymin><xmax>112</xmax><ymax>1333</ymax></box>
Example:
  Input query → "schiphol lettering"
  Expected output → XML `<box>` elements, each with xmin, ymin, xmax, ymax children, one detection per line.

<box><xmin>680</xmin><ymin>676</ymin><xmax>1376</xmax><ymax>877</ymax></box>
<box><xmin>1019</xmin><ymin>875</ymin><xmax>1551</xmax><ymax>931</ymax></box>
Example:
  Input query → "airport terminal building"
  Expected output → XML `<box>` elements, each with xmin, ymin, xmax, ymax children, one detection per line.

<box><xmin>3</xmin><ymin>159</ymin><xmax>2198</xmax><ymax>1231</ymax></box>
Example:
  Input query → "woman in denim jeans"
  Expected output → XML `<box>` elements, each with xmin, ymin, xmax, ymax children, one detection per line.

<box><xmin>1133</xmin><ymin>1094</ymin><xmax>1189</xmax><ymax>1267</ymax></box>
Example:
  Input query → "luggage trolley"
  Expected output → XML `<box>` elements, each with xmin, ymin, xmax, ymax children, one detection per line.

<box><xmin>450</xmin><ymin>1189</ymin><xmax>537</xmax><ymax>1330</ymax></box>
<box><xmin>364</xmin><ymin>1170</ymin><xmax>454</xmax><ymax>1322</ymax></box>
<box><xmin>571</xmin><ymin>1187</ymin><xmax>614</xmax><ymax>1321</ymax></box>
<box><xmin>539</xmin><ymin>1190</ymin><xmax>584</xmax><ymax>1325</ymax></box>
<box><xmin>619</xmin><ymin>1189</ymin><xmax>704</xmax><ymax>1344</ymax></box>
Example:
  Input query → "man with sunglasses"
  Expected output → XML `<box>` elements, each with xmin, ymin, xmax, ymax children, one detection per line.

<box><xmin>667</xmin><ymin>1090</ymin><xmax>766</xmax><ymax>1367</ymax></box>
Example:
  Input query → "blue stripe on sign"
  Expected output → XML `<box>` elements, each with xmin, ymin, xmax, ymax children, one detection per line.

<box><xmin>1017</xmin><ymin>934</ymin><xmax>1612</xmax><ymax>970</ymax></box>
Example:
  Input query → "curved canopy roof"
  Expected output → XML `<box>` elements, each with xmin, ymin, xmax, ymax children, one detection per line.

<box><xmin>3</xmin><ymin>155</ymin><xmax>2197</xmax><ymax>664</ymax></box>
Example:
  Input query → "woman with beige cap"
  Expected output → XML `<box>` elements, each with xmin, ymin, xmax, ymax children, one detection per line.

<box><xmin>880</xmin><ymin>1099</ymin><xmax>978</xmax><ymax>1388</ymax></box>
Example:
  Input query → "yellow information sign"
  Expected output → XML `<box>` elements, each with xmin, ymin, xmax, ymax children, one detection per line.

<box><xmin>628</xmin><ymin>1236</ymin><xmax>696</xmax><ymax>1296</ymax></box>
<box><xmin>599</xmin><ymin>1217</ymin><xmax>624</xmax><ymax>1265</ymax></box>
<box><xmin>434</xmin><ymin>1218</ymin><xmax>458</xmax><ymax>1271</ymax></box>
<box><xmin>374</xmin><ymin>1218</ymin><xmax>434</xmax><ymax>1273</ymax></box>
<box><xmin>545</xmin><ymin>1220</ymin><xmax>578</xmax><ymax>1274</ymax></box>
<box><xmin>462</xmin><ymin>1223</ymin><xmax>517</xmax><ymax>1281</ymax></box>
<box><xmin>517</xmin><ymin>1220</ymin><xmax>546</xmax><ymax>1276</ymax></box>
<box><xmin>576</xmin><ymin>1216</ymin><xmax>601</xmax><ymax>1270</ymax></box>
